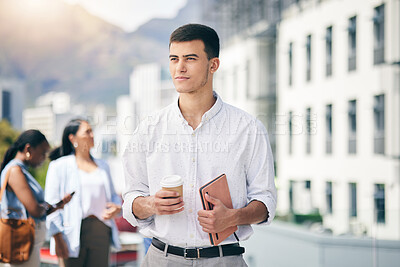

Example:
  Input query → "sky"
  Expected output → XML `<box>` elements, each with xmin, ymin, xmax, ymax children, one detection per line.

<box><xmin>64</xmin><ymin>0</ymin><xmax>187</xmax><ymax>32</ymax></box>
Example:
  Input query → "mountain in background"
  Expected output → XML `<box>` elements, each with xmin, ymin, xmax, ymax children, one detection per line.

<box><xmin>0</xmin><ymin>0</ymin><xmax>203</xmax><ymax>108</ymax></box>
<box><xmin>133</xmin><ymin>0</ymin><xmax>202</xmax><ymax>45</ymax></box>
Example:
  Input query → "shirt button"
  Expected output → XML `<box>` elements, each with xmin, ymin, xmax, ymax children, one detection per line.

<box><xmin>190</xmin><ymin>184</ymin><xmax>194</xmax><ymax>188</ymax></box>
<box><xmin>190</xmin><ymin>234</ymin><xmax>194</xmax><ymax>238</ymax></box>
<box><xmin>189</xmin><ymin>209</ymin><xmax>193</xmax><ymax>213</ymax></box>
<box><xmin>192</xmin><ymin>132</ymin><xmax>195</xmax><ymax>136</ymax></box>
<box><xmin>192</xmin><ymin>158</ymin><xmax>195</xmax><ymax>162</ymax></box>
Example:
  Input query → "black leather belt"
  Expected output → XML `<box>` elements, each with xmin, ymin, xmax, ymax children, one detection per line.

<box><xmin>151</xmin><ymin>238</ymin><xmax>245</xmax><ymax>259</ymax></box>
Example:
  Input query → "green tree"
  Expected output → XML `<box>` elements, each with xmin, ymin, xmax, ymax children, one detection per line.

<box><xmin>0</xmin><ymin>120</ymin><xmax>19</xmax><ymax>163</ymax></box>
<box><xmin>29</xmin><ymin>160</ymin><xmax>49</xmax><ymax>188</ymax></box>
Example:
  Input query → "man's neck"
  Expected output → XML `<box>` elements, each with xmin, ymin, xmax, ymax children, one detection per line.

<box><xmin>179</xmin><ymin>89</ymin><xmax>216</xmax><ymax>130</ymax></box>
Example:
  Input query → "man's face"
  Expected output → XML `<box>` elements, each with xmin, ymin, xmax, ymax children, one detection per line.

<box><xmin>169</xmin><ymin>40</ymin><xmax>216</xmax><ymax>95</ymax></box>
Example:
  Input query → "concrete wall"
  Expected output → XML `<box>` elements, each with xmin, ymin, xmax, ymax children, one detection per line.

<box><xmin>242</xmin><ymin>222</ymin><xmax>400</xmax><ymax>267</ymax></box>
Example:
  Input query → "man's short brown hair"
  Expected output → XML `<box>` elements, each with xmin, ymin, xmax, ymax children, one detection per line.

<box><xmin>169</xmin><ymin>24</ymin><xmax>220</xmax><ymax>60</ymax></box>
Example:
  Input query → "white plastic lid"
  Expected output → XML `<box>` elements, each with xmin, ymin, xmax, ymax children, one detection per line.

<box><xmin>160</xmin><ymin>175</ymin><xmax>183</xmax><ymax>188</ymax></box>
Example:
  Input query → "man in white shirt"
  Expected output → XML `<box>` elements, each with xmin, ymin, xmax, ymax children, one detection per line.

<box><xmin>122</xmin><ymin>24</ymin><xmax>277</xmax><ymax>266</ymax></box>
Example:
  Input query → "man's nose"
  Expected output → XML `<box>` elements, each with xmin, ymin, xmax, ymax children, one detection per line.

<box><xmin>176</xmin><ymin>60</ymin><xmax>187</xmax><ymax>73</ymax></box>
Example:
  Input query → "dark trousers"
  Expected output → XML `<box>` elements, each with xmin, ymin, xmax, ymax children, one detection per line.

<box><xmin>63</xmin><ymin>216</ymin><xmax>111</xmax><ymax>267</ymax></box>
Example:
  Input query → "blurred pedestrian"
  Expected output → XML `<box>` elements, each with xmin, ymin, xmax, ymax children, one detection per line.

<box><xmin>0</xmin><ymin>130</ymin><xmax>72</xmax><ymax>267</ymax></box>
<box><xmin>45</xmin><ymin>118</ymin><xmax>121</xmax><ymax>267</ymax></box>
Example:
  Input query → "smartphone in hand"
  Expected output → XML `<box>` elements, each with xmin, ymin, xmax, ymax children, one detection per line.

<box><xmin>46</xmin><ymin>191</ymin><xmax>75</xmax><ymax>215</ymax></box>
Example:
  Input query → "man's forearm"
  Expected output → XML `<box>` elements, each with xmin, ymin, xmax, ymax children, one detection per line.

<box><xmin>132</xmin><ymin>196</ymin><xmax>156</xmax><ymax>219</ymax></box>
<box><xmin>233</xmin><ymin>200</ymin><xmax>268</xmax><ymax>226</ymax></box>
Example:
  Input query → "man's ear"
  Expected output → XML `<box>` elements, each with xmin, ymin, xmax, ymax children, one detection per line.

<box><xmin>209</xmin><ymin>58</ymin><xmax>220</xmax><ymax>73</ymax></box>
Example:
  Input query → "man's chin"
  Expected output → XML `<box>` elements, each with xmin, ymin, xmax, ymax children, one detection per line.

<box><xmin>176</xmin><ymin>88</ymin><xmax>194</xmax><ymax>94</ymax></box>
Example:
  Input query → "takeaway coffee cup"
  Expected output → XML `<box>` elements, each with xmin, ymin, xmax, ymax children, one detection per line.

<box><xmin>160</xmin><ymin>175</ymin><xmax>183</xmax><ymax>197</ymax></box>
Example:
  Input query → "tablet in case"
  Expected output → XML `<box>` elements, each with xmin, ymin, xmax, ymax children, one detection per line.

<box><xmin>199</xmin><ymin>174</ymin><xmax>238</xmax><ymax>246</ymax></box>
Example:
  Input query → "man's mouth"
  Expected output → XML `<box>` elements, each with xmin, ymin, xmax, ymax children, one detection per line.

<box><xmin>175</xmin><ymin>76</ymin><xmax>189</xmax><ymax>81</ymax></box>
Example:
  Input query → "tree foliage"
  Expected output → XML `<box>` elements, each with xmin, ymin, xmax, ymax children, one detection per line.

<box><xmin>29</xmin><ymin>160</ymin><xmax>49</xmax><ymax>188</ymax></box>
<box><xmin>0</xmin><ymin>119</ymin><xmax>19</xmax><ymax>163</ymax></box>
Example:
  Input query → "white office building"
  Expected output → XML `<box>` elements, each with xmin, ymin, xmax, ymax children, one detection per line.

<box><xmin>276</xmin><ymin>0</ymin><xmax>400</xmax><ymax>240</ymax></box>
<box><xmin>119</xmin><ymin>63</ymin><xmax>178</xmax><ymax>149</ymax></box>
<box><xmin>36</xmin><ymin>91</ymin><xmax>71</xmax><ymax>114</ymax></box>
<box><xmin>115</xmin><ymin>95</ymin><xmax>136</xmax><ymax>158</ymax></box>
<box><xmin>129</xmin><ymin>63</ymin><xmax>176</xmax><ymax>120</ymax></box>
<box><xmin>215</xmin><ymin>27</ymin><xmax>277</xmax><ymax>138</ymax></box>
<box><xmin>23</xmin><ymin>91</ymin><xmax>82</xmax><ymax>145</ymax></box>
<box><xmin>112</xmin><ymin>63</ymin><xmax>178</xmax><ymax>191</ymax></box>
<box><xmin>215</xmin><ymin>28</ymin><xmax>274</xmax><ymax>111</ymax></box>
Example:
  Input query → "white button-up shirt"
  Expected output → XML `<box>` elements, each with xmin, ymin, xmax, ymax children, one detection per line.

<box><xmin>122</xmin><ymin>92</ymin><xmax>277</xmax><ymax>248</ymax></box>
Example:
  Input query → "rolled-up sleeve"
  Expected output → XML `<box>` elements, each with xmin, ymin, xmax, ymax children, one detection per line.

<box><xmin>246</xmin><ymin>120</ymin><xmax>277</xmax><ymax>225</ymax></box>
<box><xmin>45</xmin><ymin>161</ymin><xmax>64</xmax><ymax>236</ymax></box>
<box><xmin>122</xmin><ymin>130</ymin><xmax>154</xmax><ymax>229</ymax></box>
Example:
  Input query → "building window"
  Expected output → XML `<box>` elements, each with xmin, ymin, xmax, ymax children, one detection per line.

<box><xmin>305</xmin><ymin>180</ymin><xmax>311</xmax><ymax>189</ymax></box>
<box><xmin>348</xmin><ymin>16</ymin><xmax>357</xmax><ymax>71</ymax></box>
<box><xmin>349</xmin><ymin>183</ymin><xmax>357</xmax><ymax>217</ymax></box>
<box><xmin>325</xmin><ymin>26</ymin><xmax>333</xmax><ymax>76</ymax></box>
<box><xmin>326</xmin><ymin>181</ymin><xmax>333</xmax><ymax>214</ymax></box>
<box><xmin>306</xmin><ymin>108</ymin><xmax>312</xmax><ymax>154</ymax></box>
<box><xmin>348</xmin><ymin>100</ymin><xmax>357</xmax><ymax>154</ymax></box>
<box><xmin>289</xmin><ymin>111</ymin><xmax>293</xmax><ymax>154</ymax></box>
<box><xmin>268</xmin><ymin>41</ymin><xmax>277</xmax><ymax>91</ymax></box>
<box><xmin>374</xmin><ymin>184</ymin><xmax>385</xmax><ymax>223</ymax></box>
<box><xmin>1</xmin><ymin>90</ymin><xmax>11</xmax><ymax>124</ymax></box>
<box><xmin>373</xmin><ymin>94</ymin><xmax>385</xmax><ymax>154</ymax></box>
<box><xmin>325</xmin><ymin>104</ymin><xmax>332</xmax><ymax>154</ymax></box>
<box><xmin>289</xmin><ymin>180</ymin><xmax>294</xmax><ymax>212</ymax></box>
<box><xmin>256</xmin><ymin>0</ymin><xmax>265</xmax><ymax>21</ymax></box>
<box><xmin>373</xmin><ymin>4</ymin><xmax>385</xmax><ymax>65</ymax></box>
<box><xmin>289</xmin><ymin>42</ymin><xmax>293</xmax><ymax>86</ymax></box>
<box><xmin>306</xmin><ymin>35</ymin><xmax>312</xmax><ymax>81</ymax></box>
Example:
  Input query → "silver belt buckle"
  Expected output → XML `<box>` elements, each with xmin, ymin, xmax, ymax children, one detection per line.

<box><xmin>183</xmin><ymin>248</ymin><xmax>201</xmax><ymax>259</ymax></box>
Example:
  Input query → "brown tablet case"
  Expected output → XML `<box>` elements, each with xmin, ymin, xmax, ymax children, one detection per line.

<box><xmin>199</xmin><ymin>174</ymin><xmax>238</xmax><ymax>246</ymax></box>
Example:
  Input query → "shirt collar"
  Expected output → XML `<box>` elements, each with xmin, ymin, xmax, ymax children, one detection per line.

<box><xmin>173</xmin><ymin>91</ymin><xmax>223</xmax><ymax>124</ymax></box>
<box><xmin>202</xmin><ymin>91</ymin><xmax>223</xmax><ymax>122</ymax></box>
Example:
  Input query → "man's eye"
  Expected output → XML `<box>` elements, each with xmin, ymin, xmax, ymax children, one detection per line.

<box><xmin>187</xmin><ymin>57</ymin><xmax>196</xmax><ymax>60</ymax></box>
<box><xmin>170</xmin><ymin>58</ymin><xmax>177</xmax><ymax>61</ymax></box>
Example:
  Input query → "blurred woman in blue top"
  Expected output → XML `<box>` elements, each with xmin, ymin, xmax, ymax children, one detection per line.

<box><xmin>0</xmin><ymin>130</ymin><xmax>72</xmax><ymax>267</ymax></box>
<box><xmin>45</xmin><ymin>118</ymin><xmax>121</xmax><ymax>267</ymax></box>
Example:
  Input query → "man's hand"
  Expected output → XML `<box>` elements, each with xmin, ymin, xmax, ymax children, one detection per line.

<box><xmin>132</xmin><ymin>189</ymin><xmax>184</xmax><ymax>219</ymax></box>
<box><xmin>153</xmin><ymin>190</ymin><xmax>184</xmax><ymax>215</ymax></box>
<box><xmin>197</xmin><ymin>193</ymin><xmax>236</xmax><ymax>234</ymax></box>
